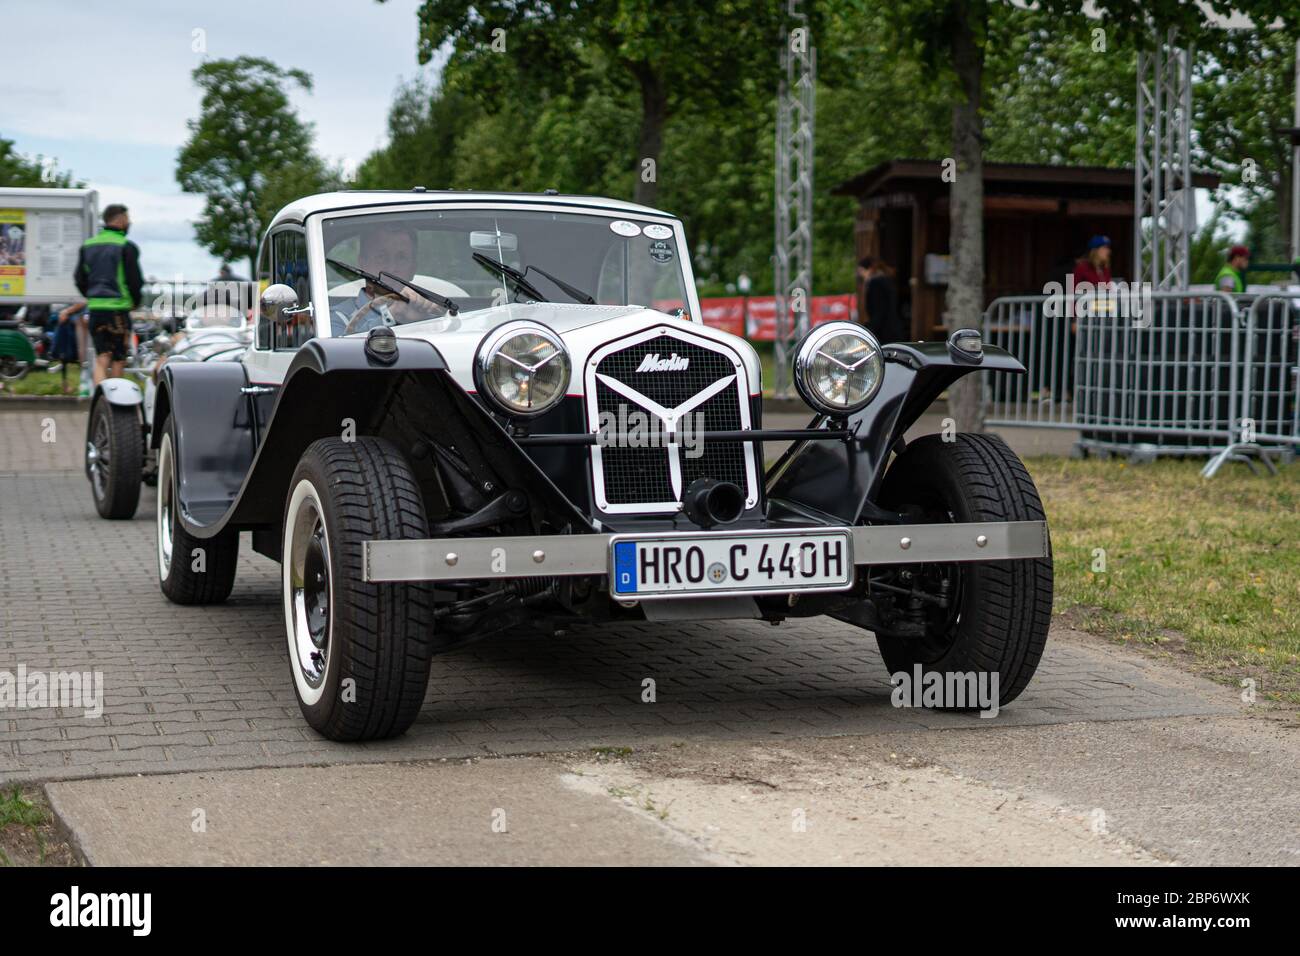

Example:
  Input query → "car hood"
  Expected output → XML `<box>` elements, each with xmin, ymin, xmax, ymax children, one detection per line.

<box><xmin>382</xmin><ymin>302</ymin><xmax>762</xmax><ymax>398</ymax></box>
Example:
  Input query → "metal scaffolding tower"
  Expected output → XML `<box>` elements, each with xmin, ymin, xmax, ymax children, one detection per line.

<box><xmin>1135</xmin><ymin>30</ymin><xmax>1196</xmax><ymax>290</ymax></box>
<box><xmin>773</xmin><ymin>0</ymin><xmax>815</xmax><ymax>395</ymax></box>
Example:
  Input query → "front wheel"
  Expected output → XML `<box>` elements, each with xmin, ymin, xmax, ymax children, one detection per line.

<box><xmin>875</xmin><ymin>433</ymin><xmax>1053</xmax><ymax>707</ymax></box>
<box><xmin>283</xmin><ymin>437</ymin><xmax>435</xmax><ymax>742</ymax></box>
<box><xmin>0</xmin><ymin>355</ymin><xmax>32</xmax><ymax>381</ymax></box>
<box><xmin>86</xmin><ymin>398</ymin><xmax>143</xmax><ymax>519</ymax></box>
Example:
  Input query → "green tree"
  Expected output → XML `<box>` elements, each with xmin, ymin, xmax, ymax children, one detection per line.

<box><xmin>1195</xmin><ymin>26</ymin><xmax>1299</xmax><ymax>261</ymax></box>
<box><xmin>353</xmin><ymin>77</ymin><xmax>477</xmax><ymax>191</ymax></box>
<box><xmin>176</xmin><ymin>57</ymin><xmax>334</xmax><ymax>275</ymax></box>
<box><xmin>406</xmin><ymin>0</ymin><xmax>792</xmax><ymax>206</ymax></box>
<box><xmin>0</xmin><ymin>137</ymin><xmax>80</xmax><ymax>188</ymax></box>
<box><xmin>983</xmin><ymin>14</ymin><xmax>1136</xmax><ymax>167</ymax></box>
<box><xmin>888</xmin><ymin>0</ymin><xmax>1300</xmax><ymax>432</ymax></box>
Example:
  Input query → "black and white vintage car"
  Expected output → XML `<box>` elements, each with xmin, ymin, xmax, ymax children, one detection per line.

<box><xmin>153</xmin><ymin>190</ymin><xmax>1052</xmax><ymax>741</ymax></box>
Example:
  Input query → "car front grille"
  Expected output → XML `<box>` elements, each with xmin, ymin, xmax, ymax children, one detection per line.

<box><xmin>587</xmin><ymin>330</ymin><xmax>754</xmax><ymax>513</ymax></box>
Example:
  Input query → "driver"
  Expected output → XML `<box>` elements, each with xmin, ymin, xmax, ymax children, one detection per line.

<box><xmin>330</xmin><ymin>224</ymin><xmax>443</xmax><ymax>336</ymax></box>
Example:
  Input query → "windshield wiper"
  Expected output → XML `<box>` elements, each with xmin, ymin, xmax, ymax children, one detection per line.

<box><xmin>524</xmin><ymin>263</ymin><xmax>595</xmax><ymax>305</ymax></box>
<box><xmin>326</xmin><ymin>257</ymin><xmax>458</xmax><ymax>316</ymax></box>
<box><xmin>377</xmin><ymin>271</ymin><xmax>458</xmax><ymax>316</ymax></box>
<box><xmin>472</xmin><ymin>252</ymin><xmax>548</xmax><ymax>303</ymax></box>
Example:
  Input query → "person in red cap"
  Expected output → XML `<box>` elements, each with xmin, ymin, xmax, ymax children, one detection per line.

<box><xmin>1216</xmin><ymin>244</ymin><xmax>1250</xmax><ymax>294</ymax></box>
<box><xmin>1073</xmin><ymin>235</ymin><xmax>1113</xmax><ymax>286</ymax></box>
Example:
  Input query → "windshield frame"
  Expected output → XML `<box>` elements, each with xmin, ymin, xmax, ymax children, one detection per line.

<box><xmin>304</xmin><ymin>200</ymin><xmax>701</xmax><ymax>338</ymax></box>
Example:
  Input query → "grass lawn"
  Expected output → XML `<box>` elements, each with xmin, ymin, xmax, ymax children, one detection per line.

<box><xmin>0</xmin><ymin>367</ymin><xmax>86</xmax><ymax>397</ymax></box>
<box><xmin>0</xmin><ymin>787</ymin><xmax>79</xmax><ymax>866</ymax></box>
<box><xmin>1028</xmin><ymin>457</ymin><xmax>1300</xmax><ymax>705</ymax></box>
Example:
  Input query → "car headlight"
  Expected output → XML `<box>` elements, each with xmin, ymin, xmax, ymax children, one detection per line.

<box><xmin>793</xmin><ymin>321</ymin><xmax>884</xmax><ymax>415</ymax></box>
<box><xmin>474</xmin><ymin>321</ymin><xmax>571</xmax><ymax>417</ymax></box>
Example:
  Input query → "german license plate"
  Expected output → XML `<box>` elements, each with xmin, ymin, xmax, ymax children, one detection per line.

<box><xmin>609</xmin><ymin>530</ymin><xmax>853</xmax><ymax>598</ymax></box>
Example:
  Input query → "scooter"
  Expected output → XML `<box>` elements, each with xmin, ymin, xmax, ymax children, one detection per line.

<box><xmin>0</xmin><ymin>318</ymin><xmax>55</xmax><ymax>381</ymax></box>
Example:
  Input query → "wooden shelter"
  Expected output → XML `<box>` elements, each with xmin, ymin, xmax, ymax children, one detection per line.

<box><xmin>831</xmin><ymin>159</ymin><xmax>1220</xmax><ymax>340</ymax></box>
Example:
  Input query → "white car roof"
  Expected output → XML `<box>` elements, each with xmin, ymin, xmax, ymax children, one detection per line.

<box><xmin>269</xmin><ymin>190</ymin><xmax>680</xmax><ymax>230</ymax></box>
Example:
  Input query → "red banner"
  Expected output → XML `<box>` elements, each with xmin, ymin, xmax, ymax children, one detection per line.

<box><xmin>653</xmin><ymin>295</ymin><xmax>859</xmax><ymax>340</ymax></box>
<box><xmin>745</xmin><ymin>297</ymin><xmax>776</xmax><ymax>340</ymax></box>
<box><xmin>811</xmin><ymin>293</ymin><xmax>856</xmax><ymax>328</ymax></box>
<box><xmin>728</xmin><ymin>295</ymin><xmax>857</xmax><ymax>341</ymax></box>
<box><xmin>698</xmin><ymin>296</ymin><xmax>746</xmax><ymax>337</ymax></box>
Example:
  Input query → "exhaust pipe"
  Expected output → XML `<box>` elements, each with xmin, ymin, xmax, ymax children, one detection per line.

<box><xmin>682</xmin><ymin>478</ymin><xmax>745</xmax><ymax>529</ymax></box>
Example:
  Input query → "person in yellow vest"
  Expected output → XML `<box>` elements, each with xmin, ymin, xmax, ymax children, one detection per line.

<box><xmin>1215</xmin><ymin>244</ymin><xmax>1249</xmax><ymax>295</ymax></box>
<box><xmin>74</xmin><ymin>204</ymin><xmax>144</xmax><ymax>384</ymax></box>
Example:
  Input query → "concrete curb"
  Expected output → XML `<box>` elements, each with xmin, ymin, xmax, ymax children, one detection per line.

<box><xmin>41</xmin><ymin>785</ymin><xmax>92</xmax><ymax>867</ymax></box>
<box><xmin>0</xmin><ymin>395</ymin><xmax>90</xmax><ymax>412</ymax></box>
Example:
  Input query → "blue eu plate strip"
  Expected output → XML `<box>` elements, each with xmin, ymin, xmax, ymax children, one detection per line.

<box><xmin>613</xmin><ymin>541</ymin><xmax>638</xmax><ymax>594</ymax></box>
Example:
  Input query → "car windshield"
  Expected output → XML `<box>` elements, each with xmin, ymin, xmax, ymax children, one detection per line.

<box><xmin>320</xmin><ymin>208</ymin><xmax>690</xmax><ymax>333</ymax></box>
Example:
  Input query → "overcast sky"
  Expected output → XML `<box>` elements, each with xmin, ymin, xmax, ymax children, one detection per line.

<box><xmin>1</xmin><ymin>0</ymin><xmax>432</xmax><ymax>278</ymax></box>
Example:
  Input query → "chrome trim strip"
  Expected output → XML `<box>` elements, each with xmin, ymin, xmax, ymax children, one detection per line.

<box><xmin>361</xmin><ymin>520</ymin><xmax>1050</xmax><ymax>582</ymax></box>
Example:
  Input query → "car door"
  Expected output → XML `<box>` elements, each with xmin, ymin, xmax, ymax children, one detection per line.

<box><xmin>242</xmin><ymin>225</ymin><xmax>314</xmax><ymax>388</ymax></box>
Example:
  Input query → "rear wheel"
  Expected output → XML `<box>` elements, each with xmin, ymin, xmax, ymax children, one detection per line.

<box><xmin>283</xmin><ymin>437</ymin><xmax>435</xmax><ymax>742</ymax></box>
<box><xmin>156</xmin><ymin>423</ymin><xmax>239</xmax><ymax>604</ymax></box>
<box><xmin>86</xmin><ymin>398</ymin><xmax>143</xmax><ymax>519</ymax></box>
<box><xmin>875</xmin><ymin>433</ymin><xmax>1052</xmax><ymax>706</ymax></box>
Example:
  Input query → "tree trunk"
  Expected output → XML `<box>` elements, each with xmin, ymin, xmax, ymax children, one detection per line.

<box><xmin>633</xmin><ymin>64</ymin><xmax>667</xmax><ymax>207</ymax></box>
<box><xmin>1275</xmin><ymin>164</ymin><xmax>1293</xmax><ymax>260</ymax></box>
<box><xmin>946</xmin><ymin>2</ymin><xmax>987</xmax><ymax>435</ymax></box>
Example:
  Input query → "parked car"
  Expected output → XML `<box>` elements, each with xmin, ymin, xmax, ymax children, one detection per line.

<box><xmin>152</xmin><ymin>190</ymin><xmax>1052</xmax><ymax>742</ymax></box>
<box><xmin>85</xmin><ymin>302</ymin><xmax>251</xmax><ymax>517</ymax></box>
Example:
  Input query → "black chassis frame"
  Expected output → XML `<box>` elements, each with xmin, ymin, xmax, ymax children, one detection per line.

<box><xmin>152</xmin><ymin>334</ymin><xmax>1025</xmax><ymax>627</ymax></box>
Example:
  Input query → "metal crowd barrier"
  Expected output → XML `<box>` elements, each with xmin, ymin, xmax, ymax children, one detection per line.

<box><xmin>981</xmin><ymin>289</ymin><xmax>1299</xmax><ymax>476</ymax></box>
<box><xmin>1203</xmin><ymin>292</ymin><xmax>1300</xmax><ymax>476</ymax></box>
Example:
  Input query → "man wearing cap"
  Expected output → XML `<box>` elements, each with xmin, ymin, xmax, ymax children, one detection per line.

<box><xmin>1216</xmin><ymin>245</ymin><xmax>1250</xmax><ymax>294</ymax></box>
<box><xmin>1073</xmin><ymin>235</ymin><xmax>1112</xmax><ymax>286</ymax></box>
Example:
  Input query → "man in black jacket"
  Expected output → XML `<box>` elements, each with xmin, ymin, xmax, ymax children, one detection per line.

<box><xmin>857</xmin><ymin>256</ymin><xmax>905</xmax><ymax>343</ymax></box>
<box><xmin>74</xmin><ymin>204</ymin><xmax>143</xmax><ymax>384</ymax></box>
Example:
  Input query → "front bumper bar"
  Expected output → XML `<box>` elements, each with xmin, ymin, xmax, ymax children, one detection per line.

<box><xmin>361</xmin><ymin>520</ymin><xmax>1049</xmax><ymax>583</ymax></box>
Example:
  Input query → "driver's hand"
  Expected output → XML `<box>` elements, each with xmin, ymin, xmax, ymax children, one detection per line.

<box><xmin>390</xmin><ymin>286</ymin><xmax>442</xmax><ymax>320</ymax></box>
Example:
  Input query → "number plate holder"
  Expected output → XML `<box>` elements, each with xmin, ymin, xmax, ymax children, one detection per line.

<box><xmin>608</xmin><ymin>528</ymin><xmax>854</xmax><ymax>599</ymax></box>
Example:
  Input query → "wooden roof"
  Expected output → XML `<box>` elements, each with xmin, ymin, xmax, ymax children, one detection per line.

<box><xmin>831</xmin><ymin>159</ymin><xmax>1220</xmax><ymax>203</ymax></box>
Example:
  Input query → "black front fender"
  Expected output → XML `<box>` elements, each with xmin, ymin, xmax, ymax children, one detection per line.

<box><xmin>151</xmin><ymin>361</ymin><xmax>256</xmax><ymax>528</ymax></box>
<box><xmin>765</xmin><ymin>342</ymin><xmax>1025</xmax><ymax>524</ymax></box>
<box><xmin>161</xmin><ymin>335</ymin><xmax>594</xmax><ymax>540</ymax></box>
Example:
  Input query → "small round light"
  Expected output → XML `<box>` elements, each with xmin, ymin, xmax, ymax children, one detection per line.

<box><xmin>792</xmin><ymin>321</ymin><xmax>884</xmax><ymax>415</ymax></box>
<box><xmin>474</xmin><ymin>321</ymin><xmax>570</xmax><ymax>417</ymax></box>
<box><xmin>365</xmin><ymin>326</ymin><xmax>399</xmax><ymax>364</ymax></box>
<box><xmin>949</xmin><ymin>327</ymin><xmax>983</xmax><ymax>357</ymax></box>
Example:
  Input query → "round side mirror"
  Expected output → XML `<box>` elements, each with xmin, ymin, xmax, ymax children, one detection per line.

<box><xmin>259</xmin><ymin>284</ymin><xmax>299</xmax><ymax>325</ymax></box>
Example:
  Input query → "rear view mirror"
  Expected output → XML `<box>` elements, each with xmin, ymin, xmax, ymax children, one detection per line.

<box><xmin>470</xmin><ymin>231</ymin><xmax>518</xmax><ymax>253</ymax></box>
<box><xmin>260</xmin><ymin>284</ymin><xmax>300</xmax><ymax>324</ymax></box>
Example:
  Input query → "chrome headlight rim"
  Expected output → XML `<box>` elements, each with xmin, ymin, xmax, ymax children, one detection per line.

<box><xmin>473</xmin><ymin>320</ymin><xmax>571</xmax><ymax>418</ymax></box>
<box><xmin>792</xmin><ymin>321</ymin><xmax>885</xmax><ymax>416</ymax></box>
